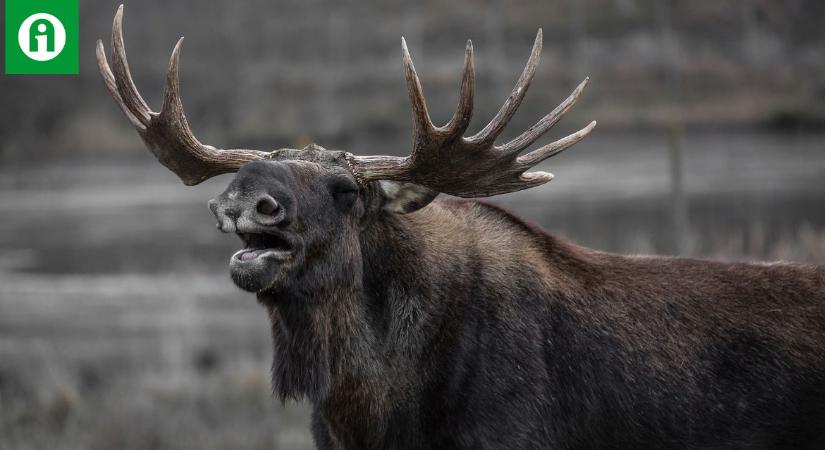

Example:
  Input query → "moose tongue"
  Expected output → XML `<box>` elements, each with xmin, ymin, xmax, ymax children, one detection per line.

<box><xmin>240</xmin><ymin>250</ymin><xmax>260</xmax><ymax>261</ymax></box>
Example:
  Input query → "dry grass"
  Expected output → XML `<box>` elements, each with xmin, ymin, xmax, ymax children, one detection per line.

<box><xmin>0</xmin><ymin>273</ymin><xmax>313</xmax><ymax>450</ymax></box>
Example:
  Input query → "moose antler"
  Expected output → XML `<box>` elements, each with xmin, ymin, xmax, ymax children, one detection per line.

<box><xmin>97</xmin><ymin>6</ymin><xmax>595</xmax><ymax>196</ymax></box>
<box><xmin>96</xmin><ymin>5</ymin><xmax>271</xmax><ymax>185</ymax></box>
<box><xmin>347</xmin><ymin>30</ymin><xmax>596</xmax><ymax>197</ymax></box>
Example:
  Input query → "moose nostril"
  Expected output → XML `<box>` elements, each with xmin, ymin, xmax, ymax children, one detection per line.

<box><xmin>256</xmin><ymin>196</ymin><xmax>280</xmax><ymax>216</ymax></box>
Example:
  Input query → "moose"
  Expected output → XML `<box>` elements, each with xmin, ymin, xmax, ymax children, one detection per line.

<box><xmin>97</xmin><ymin>6</ymin><xmax>825</xmax><ymax>449</ymax></box>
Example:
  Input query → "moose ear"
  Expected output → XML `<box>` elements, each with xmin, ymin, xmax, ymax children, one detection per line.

<box><xmin>380</xmin><ymin>181</ymin><xmax>439</xmax><ymax>214</ymax></box>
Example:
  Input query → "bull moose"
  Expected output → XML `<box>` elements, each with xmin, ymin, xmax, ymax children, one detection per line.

<box><xmin>96</xmin><ymin>6</ymin><xmax>825</xmax><ymax>449</ymax></box>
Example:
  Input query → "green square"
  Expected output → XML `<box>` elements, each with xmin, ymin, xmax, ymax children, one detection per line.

<box><xmin>5</xmin><ymin>0</ymin><xmax>79</xmax><ymax>75</ymax></box>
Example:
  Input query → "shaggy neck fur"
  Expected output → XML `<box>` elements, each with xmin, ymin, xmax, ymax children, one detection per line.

<box><xmin>257</xmin><ymin>198</ymin><xmax>576</xmax><ymax>444</ymax></box>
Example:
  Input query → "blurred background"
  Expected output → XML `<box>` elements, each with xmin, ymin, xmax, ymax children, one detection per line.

<box><xmin>1</xmin><ymin>0</ymin><xmax>824</xmax><ymax>448</ymax></box>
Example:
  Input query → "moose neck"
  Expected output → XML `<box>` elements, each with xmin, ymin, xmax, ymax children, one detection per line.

<box><xmin>258</xmin><ymin>222</ymin><xmax>392</xmax><ymax>407</ymax></box>
<box><xmin>256</xmin><ymin>208</ymin><xmax>443</xmax><ymax>419</ymax></box>
<box><xmin>257</xmin><ymin>200</ymin><xmax>588</xmax><ymax>444</ymax></box>
<box><xmin>259</xmin><ymin>199</ymin><xmax>579</xmax><ymax>398</ymax></box>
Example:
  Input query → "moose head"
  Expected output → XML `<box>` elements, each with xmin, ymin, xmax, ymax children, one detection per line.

<box><xmin>96</xmin><ymin>6</ymin><xmax>594</xmax><ymax>297</ymax></box>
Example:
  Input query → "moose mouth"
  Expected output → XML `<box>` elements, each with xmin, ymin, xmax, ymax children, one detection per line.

<box><xmin>229</xmin><ymin>232</ymin><xmax>296</xmax><ymax>292</ymax></box>
<box><xmin>233</xmin><ymin>232</ymin><xmax>293</xmax><ymax>262</ymax></box>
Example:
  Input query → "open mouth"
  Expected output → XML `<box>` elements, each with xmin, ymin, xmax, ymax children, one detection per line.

<box><xmin>233</xmin><ymin>232</ymin><xmax>293</xmax><ymax>262</ymax></box>
<box><xmin>228</xmin><ymin>231</ymin><xmax>298</xmax><ymax>293</ymax></box>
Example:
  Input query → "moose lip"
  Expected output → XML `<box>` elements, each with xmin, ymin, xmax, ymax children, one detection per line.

<box><xmin>233</xmin><ymin>232</ymin><xmax>293</xmax><ymax>262</ymax></box>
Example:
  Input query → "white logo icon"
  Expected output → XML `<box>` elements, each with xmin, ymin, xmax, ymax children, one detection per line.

<box><xmin>18</xmin><ymin>13</ymin><xmax>66</xmax><ymax>62</ymax></box>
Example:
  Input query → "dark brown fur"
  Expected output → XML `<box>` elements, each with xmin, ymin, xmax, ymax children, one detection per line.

<box><xmin>211</xmin><ymin>160</ymin><xmax>825</xmax><ymax>449</ymax></box>
<box><xmin>97</xmin><ymin>9</ymin><xmax>824</xmax><ymax>445</ymax></box>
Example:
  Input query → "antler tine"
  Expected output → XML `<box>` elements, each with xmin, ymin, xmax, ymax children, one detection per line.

<box><xmin>401</xmin><ymin>38</ymin><xmax>435</xmax><ymax>142</ymax></box>
<box><xmin>158</xmin><ymin>36</ymin><xmax>200</xmax><ymax>150</ymax></box>
<box><xmin>517</xmin><ymin>120</ymin><xmax>597</xmax><ymax>168</ymax></box>
<box><xmin>443</xmin><ymin>40</ymin><xmax>475</xmax><ymax>136</ymax></box>
<box><xmin>160</xmin><ymin>38</ymin><xmax>185</xmax><ymax>117</ymax></box>
<box><xmin>468</xmin><ymin>29</ymin><xmax>542</xmax><ymax>146</ymax></box>
<box><xmin>501</xmin><ymin>77</ymin><xmax>588</xmax><ymax>155</ymax></box>
<box><xmin>96</xmin><ymin>40</ymin><xmax>145</xmax><ymax>130</ymax></box>
<box><xmin>110</xmin><ymin>5</ymin><xmax>151</xmax><ymax>127</ymax></box>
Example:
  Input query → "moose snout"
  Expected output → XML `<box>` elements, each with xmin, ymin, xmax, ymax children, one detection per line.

<box><xmin>209</xmin><ymin>193</ymin><xmax>287</xmax><ymax>233</ymax></box>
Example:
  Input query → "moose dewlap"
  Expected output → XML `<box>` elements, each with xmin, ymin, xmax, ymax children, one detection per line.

<box><xmin>97</xmin><ymin>5</ymin><xmax>825</xmax><ymax>449</ymax></box>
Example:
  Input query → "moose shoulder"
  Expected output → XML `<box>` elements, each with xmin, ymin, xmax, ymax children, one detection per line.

<box><xmin>97</xmin><ymin>6</ymin><xmax>825</xmax><ymax>449</ymax></box>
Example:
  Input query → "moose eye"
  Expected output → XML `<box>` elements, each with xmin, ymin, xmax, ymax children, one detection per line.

<box><xmin>327</xmin><ymin>176</ymin><xmax>359</xmax><ymax>212</ymax></box>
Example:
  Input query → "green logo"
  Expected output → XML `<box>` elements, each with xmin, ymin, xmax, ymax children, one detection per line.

<box><xmin>5</xmin><ymin>0</ymin><xmax>79</xmax><ymax>74</ymax></box>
